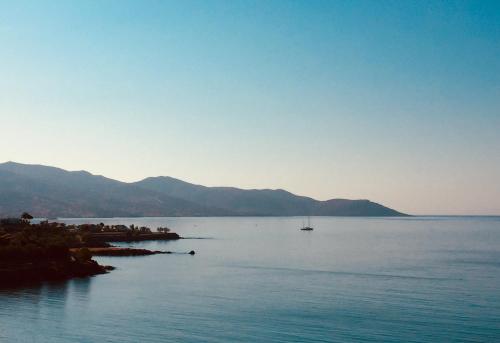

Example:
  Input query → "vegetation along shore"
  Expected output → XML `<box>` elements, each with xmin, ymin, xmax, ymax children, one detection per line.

<box><xmin>0</xmin><ymin>213</ymin><xmax>184</xmax><ymax>285</ymax></box>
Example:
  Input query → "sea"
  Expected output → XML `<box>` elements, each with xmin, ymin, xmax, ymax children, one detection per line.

<box><xmin>1</xmin><ymin>216</ymin><xmax>499</xmax><ymax>342</ymax></box>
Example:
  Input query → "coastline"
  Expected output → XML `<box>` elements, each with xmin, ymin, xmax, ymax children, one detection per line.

<box><xmin>0</xmin><ymin>258</ymin><xmax>113</xmax><ymax>285</ymax></box>
<box><xmin>0</xmin><ymin>219</ymin><xmax>184</xmax><ymax>287</ymax></box>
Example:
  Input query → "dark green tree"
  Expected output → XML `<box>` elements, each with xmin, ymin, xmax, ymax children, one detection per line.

<box><xmin>21</xmin><ymin>212</ymin><xmax>34</xmax><ymax>222</ymax></box>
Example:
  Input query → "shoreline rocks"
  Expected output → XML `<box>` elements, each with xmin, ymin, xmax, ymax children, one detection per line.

<box><xmin>71</xmin><ymin>247</ymin><xmax>196</xmax><ymax>257</ymax></box>
<box><xmin>0</xmin><ymin>258</ymin><xmax>113</xmax><ymax>286</ymax></box>
<box><xmin>0</xmin><ymin>217</ymin><xmax>190</xmax><ymax>287</ymax></box>
<box><xmin>73</xmin><ymin>247</ymin><xmax>171</xmax><ymax>256</ymax></box>
<box><xmin>85</xmin><ymin>232</ymin><xmax>180</xmax><ymax>247</ymax></box>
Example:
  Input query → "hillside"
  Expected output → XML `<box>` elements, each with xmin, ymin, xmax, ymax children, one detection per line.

<box><xmin>0</xmin><ymin>162</ymin><xmax>226</xmax><ymax>217</ymax></box>
<box><xmin>134</xmin><ymin>176</ymin><xmax>407</xmax><ymax>216</ymax></box>
<box><xmin>0</xmin><ymin>162</ymin><xmax>407</xmax><ymax>217</ymax></box>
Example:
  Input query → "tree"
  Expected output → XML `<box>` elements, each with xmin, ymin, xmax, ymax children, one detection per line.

<box><xmin>21</xmin><ymin>212</ymin><xmax>34</xmax><ymax>222</ymax></box>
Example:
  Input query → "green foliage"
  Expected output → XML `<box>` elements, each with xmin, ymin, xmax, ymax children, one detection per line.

<box><xmin>0</xmin><ymin>222</ymin><xmax>75</xmax><ymax>260</ymax></box>
<box><xmin>0</xmin><ymin>216</ymin><xmax>161</xmax><ymax>261</ymax></box>
<box><xmin>21</xmin><ymin>212</ymin><xmax>34</xmax><ymax>220</ymax></box>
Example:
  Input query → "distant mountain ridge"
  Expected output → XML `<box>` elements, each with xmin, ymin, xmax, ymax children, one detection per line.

<box><xmin>0</xmin><ymin>162</ymin><xmax>408</xmax><ymax>218</ymax></box>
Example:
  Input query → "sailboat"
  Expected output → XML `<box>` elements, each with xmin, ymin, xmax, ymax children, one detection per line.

<box><xmin>300</xmin><ymin>216</ymin><xmax>314</xmax><ymax>231</ymax></box>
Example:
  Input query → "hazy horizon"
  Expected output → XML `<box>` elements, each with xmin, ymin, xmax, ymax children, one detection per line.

<box><xmin>2</xmin><ymin>159</ymin><xmax>499</xmax><ymax>216</ymax></box>
<box><xmin>1</xmin><ymin>1</ymin><xmax>499</xmax><ymax>215</ymax></box>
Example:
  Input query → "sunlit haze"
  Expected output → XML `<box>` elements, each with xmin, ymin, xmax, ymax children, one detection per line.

<box><xmin>1</xmin><ymin>1</ymin><xmax>499</xmax><ymax>215</ymax></box>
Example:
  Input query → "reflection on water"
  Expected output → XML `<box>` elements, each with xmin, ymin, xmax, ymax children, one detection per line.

<box><xmin>1</xmin><ymin>216</ymin><xmax>500</xmax><ymax>342</ymax></box>
<box><xmin>0</xmin><ymin>277</ymin><xmax>94</xmax><ymax>342</ymax></box>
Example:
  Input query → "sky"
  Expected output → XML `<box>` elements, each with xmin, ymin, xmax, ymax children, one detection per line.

<box><xmin>0</xmin><ymin>0</ymin><xmax>499</xmax><ymax>215</ymax></box>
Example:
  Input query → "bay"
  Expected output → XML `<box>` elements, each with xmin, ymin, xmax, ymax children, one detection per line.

<box><xmin>1</xmin><ymin>216</ymin><xmax>499</xmax><ymax>342</ymax></box>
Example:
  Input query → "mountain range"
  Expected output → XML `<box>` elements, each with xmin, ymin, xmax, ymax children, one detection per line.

<box><xmin>0</xmin><ymin>162</ymin><xmax>407</xmax><ymax>218</ymax></box>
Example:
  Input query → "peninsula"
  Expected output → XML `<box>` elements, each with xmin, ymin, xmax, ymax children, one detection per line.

<box><xmin>0</xmin><ymin>214</ymin><xmax>181</xmax><ymax>285</ymax></box>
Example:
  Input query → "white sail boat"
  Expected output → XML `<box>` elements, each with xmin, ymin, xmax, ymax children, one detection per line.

<box><xmin>300</xmin><ymin>216</ymin><xmax>313</xmax><ymax>231</ymax></box>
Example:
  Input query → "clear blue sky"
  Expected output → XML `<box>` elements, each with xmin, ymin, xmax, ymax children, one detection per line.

<box><xmin>1</xmin><ymin>0</ymin><xmax>499</xmax><ymax>215</ymax></box>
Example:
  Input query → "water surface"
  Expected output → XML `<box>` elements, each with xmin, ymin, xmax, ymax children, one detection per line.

<box><xmin>1</xmin><ymin>217</ymin><xmax>499</xmax><ymax>342</ymax></box>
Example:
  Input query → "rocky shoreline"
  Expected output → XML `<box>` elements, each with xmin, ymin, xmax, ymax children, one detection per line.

<box><xmin>72</xmin><ymin>247</ymin><xmax>169</xmax><ymax>256</ymax></box>
<box><xmin>85</xmin><ymin>231</ymin><xmax>180</xmax><ymax>246</ymax></box>
<box><xmin>0</xmin><ymin>216</ymin><xmax>188</xmax><ymax>286</ymax></box>
<box><xmin>71</xmin><ymin>247</ymin><xmax>195</xmax><ymax>256</ymax></box>
<box><xmin>0</xmin><ymin>259</ymin><xmax>114</xmax><ymax>285</ymax></box>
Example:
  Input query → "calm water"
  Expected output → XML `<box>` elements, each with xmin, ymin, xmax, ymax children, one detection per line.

<box><xmin>1</xmin><ymin>217</ymin><xmax>500</xmax><ymax>342</ymax></box>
